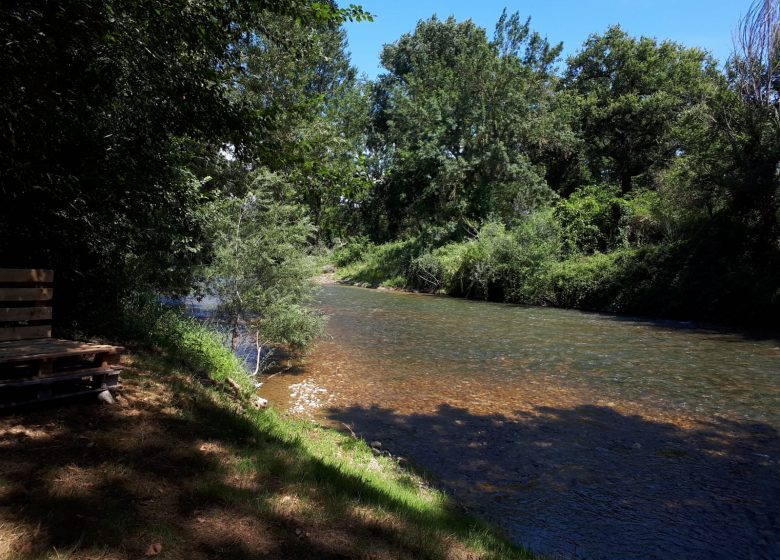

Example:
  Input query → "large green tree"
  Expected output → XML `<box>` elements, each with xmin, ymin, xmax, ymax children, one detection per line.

<box><xmin>366</xmin><ymin>13</ymin><xmax>562</xmax><ymax>237</ymax></box>
<box><xmin>222</xmin><ymin>11</ymin><xmax>372</xmax><ymax>243</ymax></box>
<box><xmin>0</xmin><ymin>0</ymin><xmax>368</xmax><ymax>328</ymax></box>
<box><xmin>563</xmin><ymin>26</ymin><xmax>721</xmax><ymax>194</ymax></box>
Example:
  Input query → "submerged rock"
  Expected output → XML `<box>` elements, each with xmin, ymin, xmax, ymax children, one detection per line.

<box><xmin>288</xmin><ymin>379</ymin><xmax>332</xmax><ymax>415</ymax></box>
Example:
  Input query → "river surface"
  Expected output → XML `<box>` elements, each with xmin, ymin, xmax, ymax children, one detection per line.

<box><xmin>257</xmin><ymin>284</ymin><xmax>780</xmax><ymax>560</ymax></box>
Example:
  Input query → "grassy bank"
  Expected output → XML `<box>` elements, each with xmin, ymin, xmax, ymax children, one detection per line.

<box><xmin>0</xmin><ymin>303</ymin><xmax>531</xmax><ymax>560</ymax></box>
<box><xmin>333</xmin><ymin>221</ymin><xmax>780</xmax><ymax>327</ymax></box>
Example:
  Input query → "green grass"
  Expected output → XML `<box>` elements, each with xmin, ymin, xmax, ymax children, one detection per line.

<box><xmin>121</xmin><ymin>298</ymin><xmax>256</xmax><ymax>393</ymax></box>
<box><xmin>119</xmin><ymin>304</ymin><xmax>535</xmax><ymax>559</ymax></box>
<box><xmin>335</xmin><ymin>238</ymin><xmax>419</xmax><ymax>288</ymax></box>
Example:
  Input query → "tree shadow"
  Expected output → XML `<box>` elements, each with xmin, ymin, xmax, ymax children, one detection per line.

<box><xmin>0</xmin><ymin>365</ymin><xmax>522</xmax><ymax>560</ymax></box>
<box><xmin>328</xmin><ymin>402</ymin><xmax>780</xmax><ymax>559</ymax></box>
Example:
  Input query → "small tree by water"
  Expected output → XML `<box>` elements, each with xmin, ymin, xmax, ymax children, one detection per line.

<box><xmin>204</xmin><ymin>169</ymin><xmax>324</xmax><ymax>376</ymax></box>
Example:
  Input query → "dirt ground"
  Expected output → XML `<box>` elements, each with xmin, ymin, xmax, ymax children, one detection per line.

<box><xmin>0</xmin><ymin>367</ymin><xmax>274</xmax><ymax>559</ymax></box>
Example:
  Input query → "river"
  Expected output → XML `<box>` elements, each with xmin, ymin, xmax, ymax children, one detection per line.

<box><xmin>257</xmin><ymin>283</ymin><xmax>780</xmax><ymax>559</ymax></box>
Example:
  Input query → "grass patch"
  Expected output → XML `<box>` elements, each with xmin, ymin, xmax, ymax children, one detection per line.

<box><xmin>120</xmin><ymin>298</ymin><xmax>255</xmax><ymax>393</ymax></box>
<box><xmin>335</xmin><ymin>238</ymin><xmax>419</xmax><ymax>288</ymax></box>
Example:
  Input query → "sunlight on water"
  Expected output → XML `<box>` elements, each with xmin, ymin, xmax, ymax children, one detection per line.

<box><xmin>259</xmin><ymin>284</ymin><xmax>780</xmax><ymax>560</ymax></box>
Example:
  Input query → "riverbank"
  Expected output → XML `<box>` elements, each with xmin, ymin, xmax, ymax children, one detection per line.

<box><xmin>331</xmin><ymin>233</ymin><xmax>780</xmax><ymax>329</ymax></box>
<box><xmin>0</xmin><ymin>308</ymin><xmax>531</xmax><ymax>560</ymax></box>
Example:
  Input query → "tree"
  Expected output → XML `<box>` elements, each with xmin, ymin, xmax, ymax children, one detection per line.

<box><xmin>204</xmin><ymin>170</ymin><xmax>324</xmax><ymax>375</ymax></box>
<box><xmin>366</xmin><ymin>13</ymin><xmax>561</xmax><ymax>237</ymax></box>
<box><xmin>731</xmin><ymin>0</ymin><xmax>780</xmax><ymax>112</ymax></box>
<box><xmin>563</xmin><ymin>26</ymin><xmax>720</xmax><ymax>194</ymax></box>
<box><xmin>721</xmin><ymin>0</ymin><xmax>780</xmax><ymax>240</ymax></box>
<box><xmin>0</xmin><ymin>0</ymin><xmax>368</xmax><ymax>329</ymax></box>
<box><xmin>224</xmin><ymin>11</ymin><xmax>372</xmax><ymax>244</ymax></box>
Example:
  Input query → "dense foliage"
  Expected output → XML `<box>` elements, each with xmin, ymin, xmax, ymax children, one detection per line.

<box><xmin>204</xmin><ymin>171</ymin><xmax>325</xmax><ymax>365</ymax></box>
<box><xmin>1</xmin><ymin>0</ymin><xmax>777</xmax><ymax>334</ymax></box>
<box><xmin>363</xmin><ymin>13</ymin><xmax>562</xmax><ymax>235</ymax></box>
<box><xmin>0</xmin><ymin>0</ymin><xmax>368</xmax><ymax>339</ymax></box>
<box><xmin>338</xmin><ymin>5</ymin><xmax>779</xmax><ymax>327</ymax></box>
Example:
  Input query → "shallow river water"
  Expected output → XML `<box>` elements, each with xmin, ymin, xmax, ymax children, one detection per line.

<box><xmin>258</xmin><ymin>284</ymin><xmax>780</xmax><ymax>559</ymax></box>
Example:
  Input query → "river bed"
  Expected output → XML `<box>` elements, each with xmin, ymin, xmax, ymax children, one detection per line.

<box><xmin>257</xmin><ymin>284</ymin><xmax>780</xmax><ymax>559</ymax></box>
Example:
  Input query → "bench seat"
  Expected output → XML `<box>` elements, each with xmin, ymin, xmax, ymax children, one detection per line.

<box><xmin>0</xmin><ymin>268</ymin><xmax>123</xmax><ymax>407</ymax></box>
<box><xmin>0</xmin><ymin>338</ymin><xmax>123</xmax><ymax>364</ymax></box>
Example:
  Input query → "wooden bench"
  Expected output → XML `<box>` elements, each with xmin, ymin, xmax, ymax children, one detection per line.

<box><xmin>0</xmin><ymin>268</ymin><xmax>123</xmax><ymax>407</ymax></box>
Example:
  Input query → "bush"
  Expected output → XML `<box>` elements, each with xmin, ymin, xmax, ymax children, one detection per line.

<box><xmin>453</xmin><ymin>222</ymin><xmax>516</xmax><ymax>299</ymax></box>
<box><xmin>554</xmin><ymin>185</ymin><xmax>630</xmax><ymax>254</ymax></box>
<box><xmin>622</xmin><ymin>189</ymin><xmax>665</xmax><ymax>245</ymax></box>
<box><xmin>204</xmin><ymin>180</ymin><xmax>324</xmax><ymax>353</ymax></box>
<box><xmin>333</xmin><ymin>236</ymin><xmax>375</xmax><ymax>267</ymax></box>
<box><xmin>408</xmin><ymin>252</ymin><xmax>446</xmax><ymax>291</ymax></box>
<box><xmin>448</xmin><ymin>214</ymin><xmax>561</xmax><ymax>301</ymax></box>
<box><xmin>536</xmin><ymin>250</ymin><xmax>633</xmax><ymax>310</ymax></box>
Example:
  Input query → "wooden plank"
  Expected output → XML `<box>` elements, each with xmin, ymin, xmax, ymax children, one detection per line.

<box><xmin>93</xmin><ymin>351</ymin><xmax>121</xmax><ymax>369</ymax></box>
<box><xmin>0</xmin><ymin>366</ymin><xmax>121</xmax><ymax>387</ymax></box>
<box><xmin>0</xmin><ymin>288</ymin><xmax>53</xmax><ymax>301</ymax></box>
<box><xmin>0</xmin><ymin>337</ymin><xmax>60</xmax><ymax>347</ymax></box>
<box><xmin>0</xmin><ymin>325</ymin><xmax>52</xmax><ymax>342</ymax></box>
<box><xmin>0</xmin><ymin>269</ymin><xmax>54</xmax><ymax>283</ymax></box>
<box><xmin>0</xmin><ymin>338</ymin><xmax>123</xmax><ymax>362</ymax></box>
<box><xmin>0</xmin><ymin>338</ymin><xmax>121</xmax><ymax>352</ymax></box>
<box><xmin>0</xmin><ymin>307</ymin><xmax>52</xmax><ymax>322</ymax></box>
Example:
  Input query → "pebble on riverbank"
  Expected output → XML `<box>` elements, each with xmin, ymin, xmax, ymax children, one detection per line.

<box><xmin>289</xmin><ymin>379</ymin><xmax>332</xmax><ymax>415</ymax></box>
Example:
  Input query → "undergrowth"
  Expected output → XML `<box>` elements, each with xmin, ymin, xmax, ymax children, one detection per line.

<box><xmin>333</xmin><ymin>216</ymin><xmax>780</xmax><ymax>326</ymax></box>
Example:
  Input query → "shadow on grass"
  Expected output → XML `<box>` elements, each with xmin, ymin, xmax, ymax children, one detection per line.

<box><xmin>0</xmin><ymin>354</ymin><xmax>525</xmax><ymax>560</ymax></box>
<box><xmin>328</xmin><ymin>402</ymin><xmax>780</xmax><ymax>560</ymax></box>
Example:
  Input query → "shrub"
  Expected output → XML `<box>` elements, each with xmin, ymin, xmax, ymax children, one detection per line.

<box><xmin>333</xmin><ymin>236</ymin><xmax>375</xmax><ymax>267</ymax></box>
<box><xmin>203</xmin><ymin>178</ymin><xmax>325</xmax><ymax>354</ymax></box>
<box><xmin>408</xmin><ymin>252</ymin><xmax>446</xmax><ymax>291</ymax></box>
<box><xmin>622</xmin><ymin>189</ymin><xmax>665</xmax><ymax>245</ymax></box>
<box><xmin>452</xmin><ymin>222</ymin><xmax>514</xmax><ymax>299</ymax></box>
<box><xmin>449</xmin><ymin>213</ymin><xmax>562</xmax><ymax>302</ymax></box>
<box><xmin>536</xmin><ymin>250</ymin><xmax>633</xmax><ymax>310</ymax></box>
<box><xmin>554</xmin><ymin>185</ymin><xmax>630</xmax><ymax>254</ymax></box>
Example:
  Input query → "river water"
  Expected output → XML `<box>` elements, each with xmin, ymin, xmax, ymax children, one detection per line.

<box><xmin>258</xmin><ymin>283</ymin><xmax>780</xmax><ymax>559</ymax></box>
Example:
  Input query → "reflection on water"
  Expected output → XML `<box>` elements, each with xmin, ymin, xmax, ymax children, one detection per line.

<box><xmin>259</xmin><ymin>284</ymin><xmax>780</xmax><ymax>559</ymax></box>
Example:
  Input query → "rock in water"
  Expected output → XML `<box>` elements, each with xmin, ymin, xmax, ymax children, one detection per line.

<box><xmin>97</xmin><ymin>390</ymin><xmax>115</xmax><ymax>405</ymax></box>
<box><xmin>255</xmin><ymin>397</ymin><xmax>269</xmax><ymax>409</ymax></box>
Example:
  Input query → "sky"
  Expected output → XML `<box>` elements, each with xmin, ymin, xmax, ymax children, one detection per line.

<box><xmin>342</xmin><ymin>0</ymin><xmax>755</xmax><ymax>79</ymax></box>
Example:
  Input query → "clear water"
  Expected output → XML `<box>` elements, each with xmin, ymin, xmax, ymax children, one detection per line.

<box><xmin>259</xmin><ymin>284</ymin><xmax>780</xmax><ymax>559</ymax></box>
